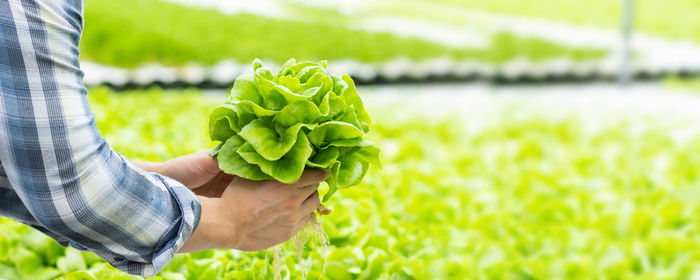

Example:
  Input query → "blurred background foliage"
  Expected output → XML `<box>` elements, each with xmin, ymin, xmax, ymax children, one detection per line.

<box><xmin>80</xmin><ymin>0</ymin><xmax>610</xmax><ymax>67</ymax></box>
<box><xmin>2</xmin><ymin>0</ymin><xmax>700</xmax><ymax>279</ymax></box>
<box><xmin>3</xmin><ymin>84</ymin><xmax>700</xmax><ymax>279</ymax></box>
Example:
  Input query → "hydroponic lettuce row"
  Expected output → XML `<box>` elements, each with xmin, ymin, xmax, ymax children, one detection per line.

<box><xmin>209</xmin><ymin>59</ymin><xmax>380</xmax><ymax>201</ymax></box>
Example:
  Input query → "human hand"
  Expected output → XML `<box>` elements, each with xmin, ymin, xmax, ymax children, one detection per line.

<box><xmin>179</xmin><ymin>169</ymin><xmax>329</xmax><ymax>253</ymax></box>
<box><xmin>138</xmin><ymin>150</ymin><xmax>233</xmax><ymax>198</ymax></box>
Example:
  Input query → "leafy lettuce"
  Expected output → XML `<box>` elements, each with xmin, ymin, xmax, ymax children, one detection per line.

<box><xmin>209</xmin><ymin>59</ymin><xmax>380</xmax><ymax>201</ymax></box>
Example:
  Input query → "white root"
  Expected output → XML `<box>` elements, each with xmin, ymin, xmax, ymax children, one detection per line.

<box><xmin>272</xmin><ymin>245</ymin><xmax>283</xmax><ymax>280</ymax></box>
<box><xmin>271</xmin><ymin>207</ymin><xmax>331</xmax><ymax>280</ymax></box>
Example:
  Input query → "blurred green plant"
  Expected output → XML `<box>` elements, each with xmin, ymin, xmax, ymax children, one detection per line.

<box><xmin>421</xmin><ymin>0</ymin><xmax>700</xmax><ymax>43</ymax></box>
<box><xmin>2</xmin><ymin>88</ymin><xmax>700</xmax><ymax>279</ymax></box>
<box><xmin>87</xmin><ymin>87</ymin><xmax>216</xmax><ymax>162</ymax></box>
<box><xmin>81</xmin><ymin>0</ymin><xmax>607</xmax><ymax>68</ymax></box>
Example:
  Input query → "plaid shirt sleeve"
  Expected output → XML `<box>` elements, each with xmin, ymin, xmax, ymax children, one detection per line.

<box><xmin>0</xmin><ymin>0</ymin><xmax>201</xmax><ymax>277</ymax></box>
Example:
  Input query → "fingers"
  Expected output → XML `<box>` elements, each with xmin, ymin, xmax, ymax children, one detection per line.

<box><xmin>235</xmin><ymin>169</ymin><xmax>328</xmax><ymax>189</ymax></box>
<box><xmin>228</xmin><ymin>169</ymin><xmax>327</xmax><ymax>204</ymax></box>
<box><xmin>292</xmin><ymin>169</ymin><xmax>330</xmax><ymax>188</ymax></box>
<box><xmin>158</xmin><ymin>150</ymin><xmax>221</xmax><ymax>189</ymax></box>
<box><xmin>295</xmin><ymin>183</ymin><xmax>320</xmax><ymax>204</ymax></box>
<box><xmin>299</xmin><ymin>191</ymin><xmax>321</xmax><ymax>215</ymax></box>
<box><xmin>193</xmin><ymin>150</ymin><xmax>221</xmax><ymax>175</ymax></box>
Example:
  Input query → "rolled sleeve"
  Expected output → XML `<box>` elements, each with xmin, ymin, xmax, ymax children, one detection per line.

<box><xmin>142</xmin><ymin>174</ymin><xmax>200</xmax><ymax>276</ymax></box>
<box><xmin>0</xmin><ymin>0</ymin><xmax>201</xmax><ymax>276</ymax></box>
<box><xmin>83</xmin><ymin>174</ymin><xmax>201</xmax><ymax>277</ymax></box>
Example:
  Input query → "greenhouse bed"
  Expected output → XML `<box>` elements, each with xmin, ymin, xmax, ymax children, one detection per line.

<box><xmin>82</xmin><ymin>59</ymin><xmax>700</xmax><ymax>89</ymax></box>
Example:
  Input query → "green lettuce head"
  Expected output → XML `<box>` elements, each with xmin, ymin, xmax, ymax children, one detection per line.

<box><xmin>209</xmin><ymin>58</ymin><xmax>380</xmax><ymax>201</ymax></box>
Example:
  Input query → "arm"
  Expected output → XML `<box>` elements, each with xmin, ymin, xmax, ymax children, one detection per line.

<box><xmin>0</xmin><ymin>1</ymin><xmax>199</xmax><ymax>276</ymax></box>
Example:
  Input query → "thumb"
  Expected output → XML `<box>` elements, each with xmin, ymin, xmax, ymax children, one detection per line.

<box><xmin>192</xmin><ymin>150</ymin><xmax>221</xmax><ymax>175</ymax></box>
<box><xmin>161</xmin><ymin>150</ymin><xmax>221</xmax><ymax>188</ymax></box>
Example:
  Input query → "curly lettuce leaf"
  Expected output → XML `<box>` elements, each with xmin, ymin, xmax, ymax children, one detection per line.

<box><xmin>218</xmin><ymin>135</ymin><xmax>273</xmax><ymax>181</ymax></box>
<box><xmin>238</xmin><ymin>132</ymin><xmax>313</xmax><ymax>184</ymax></box>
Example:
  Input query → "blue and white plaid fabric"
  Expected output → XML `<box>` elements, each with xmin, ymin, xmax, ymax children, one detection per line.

<box><xmin>0</xmin><ymin>0</ymin><xmax>201</xmax><ymax>276</ymax></box>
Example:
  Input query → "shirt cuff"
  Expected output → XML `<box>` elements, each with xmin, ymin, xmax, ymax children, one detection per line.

<box><xmin>88</xmin><ymin>174</ymin><xmax>202</xmax><ymax>277</ymax></box>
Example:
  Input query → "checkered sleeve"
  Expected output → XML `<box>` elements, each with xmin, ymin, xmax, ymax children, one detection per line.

<box><xmin>0</xmin><ymin>0</ymin><xmax>201</xmax><ymax>277</ymax></box>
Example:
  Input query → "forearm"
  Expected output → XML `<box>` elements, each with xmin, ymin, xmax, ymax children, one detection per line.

<box><xmin>178</xmin><ymin>196</ymin><xmax>233</xmax><ymax>253</ymax></box>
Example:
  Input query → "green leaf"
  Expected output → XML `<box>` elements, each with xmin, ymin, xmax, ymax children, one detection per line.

<box><xmin>277</xmin><ymin>58</ymin><xmax>298</xmax><ymax>77</ymax></box>
<box><xmin>336</xmin><ymin>151</ymin><xmax>369</xmax><ymax>188</ymax></box>
<box><xmin>44</xmin><ymin>242</ymin><xmax>67</xmax><ymax>267</ymax></box>
<box><xmin>19</xmin><ymin>230</ymin><xmax>50</xmax><ymax>254</ymax></box>
<box><xmin>160</xmin><ymin>271</ymin><xmax>187</xmax><ymax>280</ymax></box>
<box><xmin>186</xmin><ymin>257</ymin><xmax>222</xmax><ymax>280</ymax></box>
<box><xmin>324</xmin><ymin>261</ymin><xmax>354</xmax><ymax>280</ymax></box>
<box><xmin>209</xmin><ymin>104</ymin><xmax>243</xmax><ymax>141</ymax></box>
<box><xmin>253</xmin><ymin>68</ymin><xmax>287</xmax><ymax>110</ymax></box>
<box><xmin>0</xmin><ymin>263</ymin><xmax>20</xmax><ymax>280</ymax></box>
<box><xmin>233</xmin><ymin>100</ymin><xmax>278</xmax><ymax>118</ymax></box>
<box><xmin>228</xmin><ymin>74</ymin><xmax>261</xmax><ymax>104</ymax></box>
<box><xmin>217</xmin><ymin>135</ymin><xmax>272</xmax><ymax>181</ymax></box>
<box><xmin>239</xmin><ymin>119</ymin><xmax>315</xmax><ymax>161</ymax></box>
<box><xmin>273</xmin><ymin>100</ymin><xmax>323</xmax><ymax>126</ymax></box>
<box><xmin>340</xmin><ymin>74</ymin><xmax>371</xmax><ymax>132</ymax></box>
<box><xmin>296</xmin><ymin>65</ymin><xmax>325</xmax><ymax>82</ymax></box>
<box><xmin>277</xmin><ymin>76</ymin><xmax>302</xmax><ymax>93</ymax></box>
<box><xmin>237</xmin><ymin>132</ymin><xmax>313</xmax><ymax>184</ymax></box>
<box><xmin>252</xmin><ymin>58</ymin><xmax>264</xmax><ymax>71</ymax></box>
<box><xmin>279</xmin><ymin>60</ymin><xmax>320</xmax><ymax>77</ymax></box>
<box><xmin>209</xmin><ymin>142</ymin><xmax>224</xmax><ymax>157</ymax></box>
<box><xmin>307</xmin><ymin>147</ymin><xmax>339</xmax><ymax>168</ymax></box>
<box><xmin>57</xmin><ymin>271</ymin><xmax>95</xmax><ymax>280</ymax></box>
<box><xmin>80</xmin><ymin>252</ymin><xmax>104</xmax><ymax>267</ymax></box>
<box><xmin>355</xmin><ymin>146</ymin><xmax>382</xmax><ymax>168</ymax></box>
<box><xmin>35</xmin><ymin>268</ymin><xmax>61</xmax><ymax>280</ymax></box>
<box><xmin>309</xmin><ymin>75</ymin><xmax>334</xmax><ymax>105</ymax></box>
<box><xmin>323</xmin><ymin>161</ymin><xmax>341</xmax><ymax>202</ymax></box>
<box><xmin>324</xmin><ymin>138</ymin><xmax>375</xmax><ymax>148</ymax></box>
<box><xmin>320</xmin><ymin>91</ymin><xmax>347</xmax><ymax>121</ymax></box>
<box><xmin>223</xmin><ymin>270</ymin><xmax>254</xmax><ymax>280</ymax></box>
<box><xmin>337</xmin><ymin>107</ymin><xmax>363</xmax><ymax>131</ymax></box>
<box><xmin>307</xmin><ymin>121</ymin><xmax>365</xmax><ymax>147</ymax></box>
<box><xmin>272</xmin><ymin>84</ymin><xmax>312</xmax><ymax>104</ymax></box>
<box><xmin>15</xmin><ymin>247</ymin><xmax>43</xmax><ymax>277</ymax></box>
<box><xmin>358</xmin><ymin>250</ymin><xmax>388</xmax><ymax>280</ymax></box>
<box><xmin>301</xmin><ymin>71</ymin><xmax>325</xmax><ymax>90</ymax></box>
<box><xmin>330</xmin><ymin>75</ymin><xmax>348</xmax><ymax>98</ymax></box>
<box><xmin>57</xmin><ymin>247</ymin><xmax>87</xmax><ymax>274</ymax></box>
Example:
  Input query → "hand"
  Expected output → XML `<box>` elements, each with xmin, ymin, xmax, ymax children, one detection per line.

<box><xmin>137</xmin><ymin>150</ymin><xmax>233</xmax><ymax>198</ymax></box>
<box><xmin>179</xmin><ymin>169</ymin><xmax>329</xmax><ymax>253</ymax></box>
